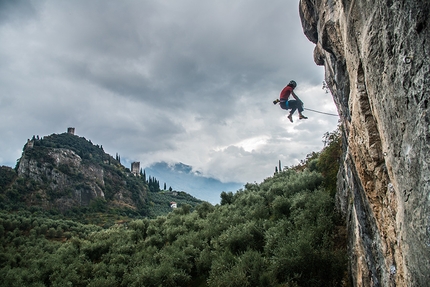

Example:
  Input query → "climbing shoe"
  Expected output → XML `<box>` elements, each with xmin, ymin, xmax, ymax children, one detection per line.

<box><xmin>299</xmin><ymin>114</ymin><xmax>308</xmax><ymax>120</ymax></box>
<box><xmin>287</xmin><ymin>114</ymin><xmax>293</xmax><ymax>122</ymax></box>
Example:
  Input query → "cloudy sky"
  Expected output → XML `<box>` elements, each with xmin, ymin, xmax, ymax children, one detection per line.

<box><xmin>0</xmin><ymin>0</ymin><xmax>338</xmax><ymax>185</ymax></box>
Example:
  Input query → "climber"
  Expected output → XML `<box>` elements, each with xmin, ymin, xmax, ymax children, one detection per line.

<box><xmin>273</xmin><ymin>80</ymin><xmax>308</xmax><ymax>122</ymax></box>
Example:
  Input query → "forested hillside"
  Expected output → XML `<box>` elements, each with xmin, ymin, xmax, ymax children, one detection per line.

<box><xmin>0</xmin><ymin>129</ymin><xmax>347</xmax><ymax>287</ymax></box>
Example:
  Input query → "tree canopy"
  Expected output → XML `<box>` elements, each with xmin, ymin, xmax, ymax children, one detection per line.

<box><xmin>0</xmin><ymin>128</ymin><xmax>347</xmax><ymax>286</ymax></box>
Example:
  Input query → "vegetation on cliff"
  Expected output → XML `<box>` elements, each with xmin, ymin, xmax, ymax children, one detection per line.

<box><xmin>0</xmin><ymin>129</ymin><xmax>346</xmax><ymax>287</ymax></box>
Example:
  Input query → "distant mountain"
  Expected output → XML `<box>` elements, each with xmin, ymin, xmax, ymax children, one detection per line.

<box><xmin>144</xmin><ymin>162</ymin><xmax>244</xmax><ymax>204</ymax></box>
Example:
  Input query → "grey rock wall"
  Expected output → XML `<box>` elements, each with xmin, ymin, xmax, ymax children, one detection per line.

<box><xmin>17</xmin><ymin>148</ymin><xmax>106</xmax><ymax>210</ymax></box>
<box><xmin>17</xmin><ymin>146</ymin><xmax>140</xmax><ymax>212</ymax></box>
<box><xmin>299</xmin><ymin>0</ymin><xmax>430</xmax><ymax>286</ymax></box>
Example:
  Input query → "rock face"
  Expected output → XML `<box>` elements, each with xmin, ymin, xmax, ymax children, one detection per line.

<box><xmin>299</xmin><ymin>0</ymin><xmax>429</xmax><ymax>286</ymax></box>
<box><xmin>17</xmin><ymin>148</ymin><xmax>106</xmax><ymax>210</ymax></box>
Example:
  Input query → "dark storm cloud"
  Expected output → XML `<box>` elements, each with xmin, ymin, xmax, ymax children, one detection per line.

<box><xmin>0</xmin><ymin>0</ymin><xmax>37</xmax><ymax>25</ymax></box>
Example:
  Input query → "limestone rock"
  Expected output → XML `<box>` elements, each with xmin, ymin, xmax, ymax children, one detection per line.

<box><xmin>299</xmin><ymin>0</ymin><xmax>430</xmax><ymax>286</ymax></box>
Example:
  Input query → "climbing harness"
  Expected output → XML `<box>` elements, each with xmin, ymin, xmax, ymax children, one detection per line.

<box><xmin>304</xmin><ymin>108</ymin><xmax>338</xmax><ymax>117</ymax></box>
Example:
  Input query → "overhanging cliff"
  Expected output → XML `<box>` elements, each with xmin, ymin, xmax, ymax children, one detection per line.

<box><xmin>299</xmin><ymin>0</ymin><xmax>429</xmax><ymax>286</ymax></box>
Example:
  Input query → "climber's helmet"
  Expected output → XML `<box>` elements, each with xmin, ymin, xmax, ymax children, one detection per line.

<box><xmin>289</xmin><ymin>80</ymin><xmax>297</xmax><ymax>88</ymax></box>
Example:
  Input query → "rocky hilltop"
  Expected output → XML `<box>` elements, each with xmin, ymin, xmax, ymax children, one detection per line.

<box><xmin>299</xmin><ymin>0</ymin><xmax>429</xmax><ymax>286</ymax></box>
<box><xmin>2</xmin><ymin>132</ymin><xmax>147</xmax><ymax>213</ymax></box>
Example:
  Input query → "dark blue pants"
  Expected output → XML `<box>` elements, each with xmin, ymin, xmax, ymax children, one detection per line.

<box><xmin>280</xmin><ymin>100</ymin><xmax>303</xmax><ymax>114</ymax></box>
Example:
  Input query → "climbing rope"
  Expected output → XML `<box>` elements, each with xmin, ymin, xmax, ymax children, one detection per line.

<box><xmin>304</xmin><ymin>108</ymin><xmax>338</xmax><ymax>117</ymax></box>
<box><xmin>273</xmin><ymin>99</ymin><xmax>339</xmax><ymax>117</ymax></box>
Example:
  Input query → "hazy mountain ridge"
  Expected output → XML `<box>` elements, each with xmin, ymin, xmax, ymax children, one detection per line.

<box><xmin>145</xmin><ymin>162</ymin><xmax>243</xmax><ymax>204</ymax></box>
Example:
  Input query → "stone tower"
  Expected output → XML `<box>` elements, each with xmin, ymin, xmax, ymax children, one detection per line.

<box><xmin>67</xmin><ymin>127</ymin><xmax>75</xmax><ymax>135</ymax></box>
<box><xmin>131</xmin><ymin>162</ymin><xmax>140</xmax><ymax>175</ymax></box>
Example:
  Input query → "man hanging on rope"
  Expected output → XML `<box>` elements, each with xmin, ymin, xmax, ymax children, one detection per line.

<box><xmin>273</xmin><ymin>80</ymin><xmax>308</xmax><ymax>122</ymax></box>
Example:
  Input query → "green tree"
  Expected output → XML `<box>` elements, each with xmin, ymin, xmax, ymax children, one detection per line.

<box><xmin>318</xmin><ymin>128</ymin><xmax>342</xmax><ymax>195</ymax></box>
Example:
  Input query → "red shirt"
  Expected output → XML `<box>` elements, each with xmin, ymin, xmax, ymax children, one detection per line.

<box><xmin>280</xmin><ymin>85</ymin><xmax>293</xmax><ymax>101</ymax></box>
